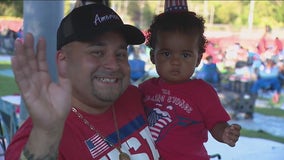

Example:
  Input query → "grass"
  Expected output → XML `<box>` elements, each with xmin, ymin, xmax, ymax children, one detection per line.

<box><xmin>255</xmin><ymin>107</ymin><xmax>284</xmax><ymax>118</ymax></box>
<box><xmin>0</xmin><ymin>75</ymin><xmax>19</xmax><ymax>96</ymax></box>
<box><xmin>0</xmin><ymin>63</ymin><xmax>11</xmax><ymax>69</ymax></box>
<box><xmin>241</xmin><ymin>128</ymin><xmax>284</xmax><ymax>144</ymax></box>
<box><xmin>0</xmin><ymin>63</ymin><xmax>19</xmax><ymax>96</ymax></box>
<box><xmin>247</xmin><ymin>98</ymin><xmax>284</xmax><ymax>144</ymax></box>
<box><xmin>238</xmin><ymin>107</ymin><xmax>284</xmax><ymax>144</ymax></box>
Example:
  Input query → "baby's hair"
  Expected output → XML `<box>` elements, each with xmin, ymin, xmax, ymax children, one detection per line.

<box><xmin>146</xmin><ymin>11</ymin><xmax>207</xmax><ymax>57</ymax></box>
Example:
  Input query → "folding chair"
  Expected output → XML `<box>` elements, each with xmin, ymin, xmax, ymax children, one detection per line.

<box><xmin>0</xmin><ymin>98</ymin><xmax>18</xmax><ymax>152</ymax></box>
<box><xmin>210</xmin><ymin>153</ymin><xmax>221</xmax><ymax>159</ymax></box>
<box><xmin>0</xmin><ymin>118</ymin><xmax>6</xmax><ymax>156</ymax></box>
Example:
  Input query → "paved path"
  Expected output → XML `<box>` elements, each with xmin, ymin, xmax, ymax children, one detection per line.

<box><xmin>0</xmin><ymin>55</ymin><xmax>13</xmax><ymax>78</ymax></box>
<box><xmin>0</xmin><ymin>69</ymin><xmax>14</xmax><ymax>77</ymax></box>
<box><xmin>230</xmin><ymin>113</ymin><xmax>284</xmax><ymax>138</ymax></box>
<box><xmin>205</xmin><ymin>113</ymin><xmax>284</xmax><ymax>160</ymax></box>
<box><xmin>205</xmin><ymin>134</ymin><xmax>284</xmax><ymax>160</ymax></box>
<box><xmin>206</xmin><ymin>112</ymin><xmax>284</xmax><ymax>159</ymax></box>
<box><xmin>0</xmin><ymin>55</ymin><xmax>11</xmax><ymax>62</ymax></box>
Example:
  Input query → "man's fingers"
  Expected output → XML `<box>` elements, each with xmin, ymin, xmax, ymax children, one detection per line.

<box><xmin>12</xmin><ymin>38</ymin><xmax>31</xmax><ymax>93</ymax></box>
<box><xmin>22</xmin><ymin>33</ymin><xmax>38</xmax><ymax>74</ymax></box>
<box><xmin>36</xmin><ymin>37</ymin><xmax>48</xmax><ymax>73</ymax></box>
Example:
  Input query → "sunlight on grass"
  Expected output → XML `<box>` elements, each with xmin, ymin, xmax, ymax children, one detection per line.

<box><xmin>0</xmin><ymin>75</ymin><xmax>19</xmax><ymax>96</ymax></box>
<box><xmin>0</xmin><ymin>63</ymin><xmax>11</xmax><ymax>69</ymax></box>
<box><xmin>0</xmin><ymin>64</ymin><xmax>19</xmax><ymax>96</ymax></box>
<box><xmin>241</xmin><ymin>128</ymin><xmax>284</xmax><ymax>144</ymax></box>
<box><xmin>255</xmin><ymin>107</ymin><xmax>284</xmax><ymax>118</ymax></box>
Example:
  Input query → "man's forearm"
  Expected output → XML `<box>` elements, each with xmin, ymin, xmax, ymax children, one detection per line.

<box><xmin>20</xmin><ymin>127</ymin><xmax>63</xmax><ymax>160</ymax></box>
<box><xmin>20</xmin><ymin>145</ymin><xmax>58</xmax><ymax>160</ymax></box>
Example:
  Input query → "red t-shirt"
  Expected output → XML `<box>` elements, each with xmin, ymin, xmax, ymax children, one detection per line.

<box><xmin>5</xmin><ymin>85</ymin><xmax>160</xmax><ymax>160</ymax></box>
<box><xmin>139</xmin><ymin>78</ymin><xmax>230</xmax><ymax>160</ymax></box>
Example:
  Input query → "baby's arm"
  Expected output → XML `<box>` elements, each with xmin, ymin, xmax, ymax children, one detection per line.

<box><xmin>210</xmin><ymin>122</ymin><xmax>241</xmax><ymax>147</ymax></box>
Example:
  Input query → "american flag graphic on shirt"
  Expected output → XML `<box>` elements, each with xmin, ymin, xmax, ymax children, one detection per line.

<box><xmin>84</xmin><ymin>115</ymin><xmax>146</xmax><ymax>159</ymax></box>
<box><xmin>85</xmin><ymin>134</ymin><xmax>111</xmax><ymax>159</ymax></box>
<box><xmin>149</xmin><ymin>117</ymin><xmax>172</xmax><ymax>141</ymax></box>
<box><xmin>147</xmin><ymin>108</ymin><xmax>172</xmax><ymax>141</ymax></box>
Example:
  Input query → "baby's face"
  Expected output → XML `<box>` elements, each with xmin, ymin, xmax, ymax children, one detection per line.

<box><xmin>152</xmin><ymin>30</ymin><xmax>200</xmax><ymax>84</ymax></box>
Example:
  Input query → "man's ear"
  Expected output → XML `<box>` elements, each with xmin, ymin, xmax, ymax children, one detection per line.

<box><xmin>57</xmin><ymin>51</ymin><xmax>68</xmax><ymax>78</ymax></box>
<box><xmin>150</xmin><ymin>49</ymin><xmax>155</xmax><ymax>64</ymax></box>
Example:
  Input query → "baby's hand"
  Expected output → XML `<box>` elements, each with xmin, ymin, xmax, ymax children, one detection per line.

<box><xmin>222</xmin><ymin>124</ymin><xmax>241</xmax><ymax>147</ymax></box>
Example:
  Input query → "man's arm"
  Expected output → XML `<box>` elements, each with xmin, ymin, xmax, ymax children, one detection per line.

<box><xmin>11</xmin><ymin>33</ymin><xmax>71</xmax><ymax>159</ymax></box>
<box><xmin>20</xmin><ymin>128</ymin><xmax>62</xmax><ymax>160</ymax></box>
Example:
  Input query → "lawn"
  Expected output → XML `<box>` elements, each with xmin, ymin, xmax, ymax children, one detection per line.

<box><xmin>241</xmin><ymin>128</ymin><xmax>284</xmax><ymax>144</ymax></box>
<box><xmin>0</xmin><ymin>75</ymin><xmax>19</xmax><ymax>96</ymax></box>
<box><xmin>0</xmin><ymin>64</ymin><xmax>19</xmax><ymax>96</ymax></box>
<box><xmin>255</xmin><ymin>107</ymin><xmax>284</xmax><ymax>118</ymax></box>
<box><xmin>237</xmin><ymin>106</ymin><xmax>284</xmax><ymax>144</ymax></box>
<box><xmin>0</xmin><ymin>63</ymin><xmax>11</xmax><ymax>69</ymax></box>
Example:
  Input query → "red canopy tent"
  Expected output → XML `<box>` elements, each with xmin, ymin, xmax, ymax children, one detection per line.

<box><xmin>0</xmin><ymin>18</ymin><xmax>23</xmax><ymax>32</ymax></box>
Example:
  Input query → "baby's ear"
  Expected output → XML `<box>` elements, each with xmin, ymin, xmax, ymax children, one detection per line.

<box><xmin>196</xmin><ymin>54</ymin><xmax>203</xmax><ymax>67</ymax></box>
<box><xmin>150</xmin><ymin>49</ymin><xmax>155</xmax><ymax>64</ymax></box>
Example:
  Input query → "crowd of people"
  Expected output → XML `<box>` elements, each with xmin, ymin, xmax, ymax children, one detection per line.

<box><xmin>135</xmin><ymin>31</ymin><xmax>284</xmax><ymax>106</ymax></box>
<box><xmin>192</xmin><ymin>23</ymin><xmax>284</xmax><ymax>103</ymax></box>
<box><xmin>0</xmin><ymin>27</ymin><xmax>22</xmax><ymax>55</ymax></box>
<box><xmin>127</xmin><ymin>25</ymin><xmax>284</xmax><ymax>120</ymax></box>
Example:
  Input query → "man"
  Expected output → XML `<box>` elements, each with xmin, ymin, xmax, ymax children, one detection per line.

<box><xmin>6</xmin><ymin>4</ymin><xmax>159</xmax><ymax>160</ymax></box>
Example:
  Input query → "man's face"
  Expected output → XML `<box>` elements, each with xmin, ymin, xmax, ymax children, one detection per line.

<box><xmin>61</xmin><ymin>31</ymin><xmax>130</xmax><ymax>108</ymax></box>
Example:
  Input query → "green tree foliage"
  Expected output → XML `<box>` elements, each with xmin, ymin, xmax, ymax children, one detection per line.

<box><xmin>253</xmin><ymin>1</ymin><xmax>284</xmax><ymax>26</ymax></box>
<box><xmin>141</xmin><ymin>2</ymin><xmax>153</xmax><ymax>30</ymax></box>
<box><xmin>210</xmin><ymin>1</ymin><xmax>283</xmax><ymax>27</ymax></box>
<box><xmin>0</xmin><ymin>0</ymin><xmax>23</xmax><ymax>17</ymax></box>
<box><xmin>127</xmin><ymin>1</ymin><xmax>141</xmax><ymax>27</ymax></box>
<box><xmin>213</xmin><ymin>1</ymin><xmax>242</xmax><ymax>24</ymax></box>
<box><xmin>0</xmin><ymin>1</ymin><xmax>283</xmax><ymax>27</ymax></box>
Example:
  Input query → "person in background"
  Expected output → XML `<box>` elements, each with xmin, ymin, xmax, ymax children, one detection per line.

<box><xmin>274</xmin><ymin>37</ymin><xmax>283</xmax><ymax>55</ymax></box>
<box><xmin>6</xmin><ymin>4</ymin><xmax>160</xmax><ymax>160</ymax></box>
<box><xmin>138</xmin><ymin>0</ymin><xmax>241</xmax><ymax>159</ymax></box>
<box><xmin>195</xmin><ymin>55</ymin><xmax>221</xmax><ymax>89</ymax></box>
<box><xmin>128</xmin><ymin>46</ymin><xmax>147</xmax><ymax>83</ymax></box>
<box><xmin>250</xmin><ymin>58</ymin><xmax>281</xmax><ymax>103</ymax></box>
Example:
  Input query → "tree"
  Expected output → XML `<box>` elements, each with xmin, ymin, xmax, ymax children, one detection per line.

<box><xmin>0</xmin><ymin>1</ymin><xmax>283</xmax><ymax>28</ymax></box>
<box><xmin>141</xmin><ymin>2</ymin><xmax>154</xmax><ymax>30</ymax></box>
<box><xmin>209</xmin><ymin>1</ymin><xmax>284</xmax><ymax>27</ymax></box>
<box><xmin>127</xmin><ymin>1</ymin><xmax>141</xmax><ymax>27</ymax></box>
<box><xmin>0</xmin><ymin>1</ymin><xmax>23</xmax><ymax>17</ymax></box>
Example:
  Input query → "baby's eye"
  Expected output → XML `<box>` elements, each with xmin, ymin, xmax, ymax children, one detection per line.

<box><xmin>160</xmin><ymin>51</ymin><xmax>171</xmax><ymax>57</ymax></box>
<box><xmin>182</xmin><ymin>52</ymin><xmax>191</xmax><ymax>58</ymax></box>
